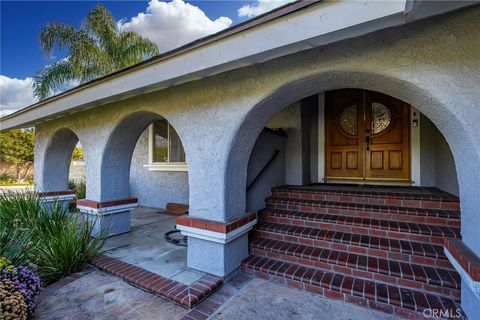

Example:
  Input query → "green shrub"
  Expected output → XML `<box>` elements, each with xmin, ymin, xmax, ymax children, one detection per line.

<box><xmin>0</xmin><ymin>191</ymin><xmax>105</xmax><ymax>283</ymax></box>
<box><xmin>0</xmin><ymin>173</ymin><xmax>16</xmax><ymax>185</ymax></box>
<box><xmin>0</xmin><ymin>228</ymin><xmax>34</xmax><ymax>267</ymax></box>
<box><xmin>69</xmin><ymin>179</ymin><xmax>86</xmax><ymax>200</ymax></box>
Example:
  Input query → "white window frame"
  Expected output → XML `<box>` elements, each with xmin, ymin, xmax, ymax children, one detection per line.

<box><xmin>144</xmin><ymin>124</ymin><xmax>188</xmax><ymax>172</ymax></box>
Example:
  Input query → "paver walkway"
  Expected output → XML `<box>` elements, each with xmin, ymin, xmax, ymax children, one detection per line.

<box><xmin>34</xmin><ymin>269</ymin><xmax>402</xmax><ymax>320</ymax></box>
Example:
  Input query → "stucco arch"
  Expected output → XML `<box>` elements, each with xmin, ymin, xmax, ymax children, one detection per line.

<box><xmin>99</xmin><ymin>110</ymin><xmax>188</xmax><ymax>202</ymax></box>
<box><xmin>225</xmin><ymin>69</ymin><xmax>478</xmax><ymax>249</ymax></box>
<box><xmin>39</xmin><ymin>127</ymin><xmax>82</xmax><ymax>192</ymax></box>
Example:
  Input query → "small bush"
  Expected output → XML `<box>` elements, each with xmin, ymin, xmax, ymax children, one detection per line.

<box><xmin>0</xmin><ymin>191</ymin><xmax>105</xmax><ymax>283</ymax></box>
<box><xmin>0</xmin><ymin>173</ymin><xmax>16</xmax><ymax>185</ymax></box>
<box><xmin>1</xmin><ymin>259</ymin><xmax>42</xmax><ymax>315</ymax></box>
<box><xmin>0</xmin><ymin>278</ymin><xmax>28</xmax><ymax>320</ymax></box>
<box><xmin>68</xmin><ymin>179</ymin><xmax>86</xmax><ymax>199</ymax></box>
<box><xmin>0</xmin><ymin>228</ymin><xmax>34</xmax><ymax>267</ymax></box>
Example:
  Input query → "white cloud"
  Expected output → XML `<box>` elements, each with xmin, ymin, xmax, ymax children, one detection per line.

<box><xmin>0</xmin><ymin>75</ymin><xmax>37</xmax><ymax>117</ymax></box>
<box><xmin>118</xmin><ymin>0</ymin><xmax>233</xmax><ymax>53</ymax></box>
<box><xmin>238</xmin><ymin>0</ymin><xmax>294</xmax><ymax>18</ymax></box>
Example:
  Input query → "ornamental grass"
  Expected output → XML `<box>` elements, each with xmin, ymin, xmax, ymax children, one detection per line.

<box><xmin>0</xmin><ymin>191</ymin><xmax>105</xmax><ymax>284</ymax></box>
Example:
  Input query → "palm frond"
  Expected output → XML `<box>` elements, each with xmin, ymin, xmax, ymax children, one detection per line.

<box><xmin>32</xmin><ymin>60</ymin><xmax>76</xmax><ymax>100</ymax></box>
<box><xmin>39</xmin><ymin>23</ymin><xmax>77</xmax><ymax>57</ymax></box>
<box><xmin>83</xmin><ymin>4</ymin><xmax>118</xmax><ymax>56</ymax></box>
<box><xmin>118</xmin><ymin>31</ymin><xmax>159</xmax><ymax>68</ymax></box>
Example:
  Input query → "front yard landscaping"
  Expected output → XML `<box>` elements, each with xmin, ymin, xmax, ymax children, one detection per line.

<box><xmin>0</xmin><ymin>191</ymin><xmax>105</xmax><ymax>318</ymax></box>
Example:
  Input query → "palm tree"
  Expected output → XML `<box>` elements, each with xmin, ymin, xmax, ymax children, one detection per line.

<box><xmin>33</xmin><ymin>4</ymin><xmax>159</xmax><ymax>100</ymax></box>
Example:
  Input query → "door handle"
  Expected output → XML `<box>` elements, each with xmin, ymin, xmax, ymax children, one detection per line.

<box><xmin>366</xmin><ymin>136</ymin><xmax>371</xmax><ymax>151</ymax></box>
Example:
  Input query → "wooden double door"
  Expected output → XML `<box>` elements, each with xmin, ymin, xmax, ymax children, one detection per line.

<box><xmin>325</xmin><ymin>89</ymin><xmax>410</xmax><ymax>181</ymax></box>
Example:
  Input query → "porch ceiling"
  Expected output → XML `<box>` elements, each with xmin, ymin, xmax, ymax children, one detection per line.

<box><xmin>0</xmin><ymin>0</ymin><xmax>474</xmax><ymax>130</ymax></box>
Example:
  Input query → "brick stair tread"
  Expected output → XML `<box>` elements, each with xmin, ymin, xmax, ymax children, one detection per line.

<box><xmin>266</xmin><ymin>197</ymin><xmax>460</xmax><ymax>219</ymax></box>
<box><xmin>241</xmin><ymin>255</ymin><xmax>462</xmax><ymax>315</ymax></box>
<box><xmin>272</xmin><ymin>185</ymin><xmax>459</xmax><ymax>202</ymax></box>
<box><xmin>250</xmin><ymin>237</ymin><xmax>460</xmax><ymax>289</ymax></box>
<box><xmin>256</xmin><ymin>222</ymin><xmax>447</xmax><ymax>259</ymax></box>
<box><xmin>260</xmin><ymin>209</ymin><xmax>461</xmax><ymax>238</ymax></box>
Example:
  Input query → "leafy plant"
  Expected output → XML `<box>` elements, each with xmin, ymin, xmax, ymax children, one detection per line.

<box><xmin>0</xmin><ymin>174</ymin><xmax>16</xmax><ymax>185</ymax></box>
<box><xmin>68</xmin><ymin>179</ymin><xmax>86</xmax><ymax>200</ymax></box>
<box><xmin>0</xmin><ymin>129</ymin><xmax>34</xmax><ymax>183</ymax></box>
<box><xmin>0</xmin><ymin>191</ymin><xmax>105</xmax><ymax>283</ymax></box>
<box><xmin>71</xmin><ymin>147</ymin><xmax>84</xmax><ymax>161</ymax></box>
<box><xmin>0</xmin><ymin>228</ymin><xmax>34</xmax><ymax>267</ymax></box>
<box><xmin>33</xmin><ymin>4</ymin><xmax>159</xmax><ymax>100</ymax></box>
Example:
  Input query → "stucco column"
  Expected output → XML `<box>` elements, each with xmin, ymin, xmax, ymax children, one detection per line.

<box><xmin>174</xmin><ymin>101</ymin><xmax>256</xmax><ymax>277</ymax></box>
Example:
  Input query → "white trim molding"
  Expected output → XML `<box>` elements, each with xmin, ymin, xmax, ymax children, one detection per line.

<box><xmin>77</xmin><ymin>202</ymin><xmax>138</xmax><ymax>216</ymax></box>
<box><xmin>40</xmin><ymin>194</ymin><xmax>76</xmax><ymax>203</ymax></box>
<box><xmin>445</xmin><ymin>247</ymin><xmax>480</xmax><ymax>300</ymax></box>
<box><xmin>143</xmin><ymin>163</ymin><xmax>188</xmax><ymax>172</ymax></box>
<box><xmin>177</xmin><ymin>220</ymin><xmax>257</xmax><ymax>244</ymax></box>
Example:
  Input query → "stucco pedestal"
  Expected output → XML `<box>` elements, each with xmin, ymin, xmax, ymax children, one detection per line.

<box><xmin>37</xmin><ymin>191</ymin><xmax>76</xmax><ymax>213</ymax></box>
<box><xmin>176</xmin><ymin>213</ymin><xmax>256</xmax><ymax>277</ymax></box>
<box><xmin>77</xmin><ymin>198</ymin><xmax>138</xmax><ymax>237</ymax></box>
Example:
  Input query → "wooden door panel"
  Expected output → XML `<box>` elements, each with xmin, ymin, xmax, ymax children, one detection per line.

<box><xmin>325</xmin><ymin>89</ymin><xmax>410</xmax><ymax>182</ymax></box>
<box><xmin>365</xmin><ymin>91</ymin><xmax>410</xmax><ymax>180</ymax></box>
<box><xmin>325</xmin><ymin>89</ymin><xmax>364</xmax><ymax>179</ymax></box>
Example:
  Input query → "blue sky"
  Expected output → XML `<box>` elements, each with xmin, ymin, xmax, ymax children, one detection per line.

<box><xmin>0</xmin><ymin>0</ymin><xmax>292</xmax><ymax>115</ymax></box>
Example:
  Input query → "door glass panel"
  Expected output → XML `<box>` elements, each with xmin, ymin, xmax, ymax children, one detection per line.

<box><xmin>371</xmin><ymin>102</ymin><xmax>391</xmax><ymax>134</ymax></box>
<box><xmin>339</xmin><ymin>105</ymin><xmax>357</xmax><ymax>136</ymax></box>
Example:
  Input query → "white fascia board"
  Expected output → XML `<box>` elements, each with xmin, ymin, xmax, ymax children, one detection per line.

<box><xmin>1</xmin><ymin>0</ymin><xmax>420</xmax><ymax>130</ymax></box>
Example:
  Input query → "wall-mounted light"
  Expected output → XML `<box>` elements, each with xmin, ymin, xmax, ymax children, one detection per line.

<box><xmin>412</xmin><ymin>111</ymin><xmax>418</xmax><ymax>127</ymax></box>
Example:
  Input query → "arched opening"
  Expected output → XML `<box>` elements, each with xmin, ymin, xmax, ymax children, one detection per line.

<box><xmin>94</xmin><ymin>111</ymin><xmax>195</xmax><ymax>283</ymax></box>
<box><xmin>235</xmin><ymin>71</ymin><xmax>472</xmax><ymax>314</ymax></box>
<box><xmin>41</xmin><ymin>127</ymin><xmax>83</xmax><ymax>192</ymax></box>
<box><xmin>38</xmin><ymin>127</ymin><xmax>87</xmax><ymax>212</ymax></box>
<box><xmin>227</xmin><ymin>71</ymin><xmax>475</xmax><ymax>216</ymax></box>
<box><xmin>99</xmin><ymin>111</ymin><xmax>189</xmax><ymax>207</ymax></box>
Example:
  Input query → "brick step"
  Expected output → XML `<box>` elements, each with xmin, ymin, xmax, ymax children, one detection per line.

<box><xmin>272</xmin><ymin>185</ymin><xmax>459</xmax><ymax>210</ymax></box>
<box><xmin>254</xmin><ymin>224</ymin><xmax>454</xmax><ymax>270</ymax></box>
<box><xmin>259</xmin><ymin>209</ymin><xmax>461</xmax><ymax>245</ymax></box>
<box><xmin>266</xmin><ymin>197</ymin><xmax>460</xmax><ymax>227</ymax></box>
<box><xmin>250</xmin><ymin>238</ymin><xmax>460</xmax><ymax>297</ymax></box>
<box><xmin>90</xmin><ymin>255</ymin><xmax>223</xmax><ymax>308</ymax></box>
<box><xmin>241</xmin><ymin>255</ymin><xmax>464</xmax><ymax>320</ymax></box>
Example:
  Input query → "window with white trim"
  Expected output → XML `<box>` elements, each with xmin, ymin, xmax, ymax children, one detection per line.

<box><xmin>146</xmin><ymin>119</ymin><xmax>187</xmax><ymax>171</ymax></box>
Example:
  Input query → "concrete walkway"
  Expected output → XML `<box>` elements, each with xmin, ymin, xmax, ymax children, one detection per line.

<box><xmin>34</xmin><ymin>270</ymin><xmax>402</xmax><ymax>320</ymax></box>
<box><xmin>102</xmin><ymin>207</ymin><xmax>205</xmax><ymax>285</ymax></box>
<box><xmin>209</xmin><ymin>278</ymin><xmax>401</xmax><ymax>320</ymax></box>
<box><xmin>33</xmin><ymin>206</ymin><xmax>402</xmax><ymax>319</ymax></box>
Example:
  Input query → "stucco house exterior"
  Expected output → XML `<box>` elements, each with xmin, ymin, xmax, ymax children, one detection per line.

<box><xmin>1</xmin><ymin>1</ymin><xmax>479</xmax><ymax>318</ymax></box>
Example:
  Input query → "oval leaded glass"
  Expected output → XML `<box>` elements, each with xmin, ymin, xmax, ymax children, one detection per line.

<box><xmin>339</xmin><ymin>105</ymin><xmax>357</xmax><ymax>136</ymax></box>
<box><xmin>371</xmin><ymin>102</ymin><xmax>391</xmax><ymax>134</ymax></box>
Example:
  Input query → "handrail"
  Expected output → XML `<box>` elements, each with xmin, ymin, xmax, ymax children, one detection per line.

<box><xmin>247</xmin><ymin>149</ymin><xmax>280</xmax><ymax>192</ymax></box>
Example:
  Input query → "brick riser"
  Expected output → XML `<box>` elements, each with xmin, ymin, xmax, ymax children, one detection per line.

<box><xmin>250</xmin><ymin>242</ymin><xmax>460</xmax><ymax>300</ymax></box>
<box><xmin>240</xmin><ymin>256</ymin><xmax>464</xmax><ymax>320</ymax></box>
<box><xmin>243</xmin><ymin>185</ymin><xmax>463</xmax><ymax>319</ymax></box>
<box><xmin>254</xmin><ymin>228</ymin><xmax>455</xmax><ymax>271</ymax></box>
<box><xmin>259</xmin><ymin>210</ymin><xmax>459</xmax><ymax>245</ymax></box>
<box><xmin>266</xmin><ymin>199</ymin><xmax>460</xmax><ymax>227</ymax></box>
<box><xmin>271</xmin><ymin>188</ymin><xmax>460</xmax><ymax>210</ymax></box>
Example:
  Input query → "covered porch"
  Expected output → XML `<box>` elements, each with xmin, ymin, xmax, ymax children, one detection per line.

<box><xmin>1</xmin><ymin>2</ymin><xmax>479</xmax><ymax>318</ymax></box>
